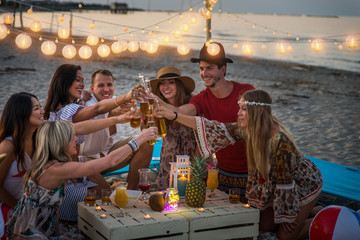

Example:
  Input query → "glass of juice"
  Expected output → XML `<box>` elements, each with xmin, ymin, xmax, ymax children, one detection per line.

<box><xmin>115</xmin><ymin>182</ymin><xmax>128</xmax><ymax>217</ymax></box>
<box><xmin>207</xmin><ymin>168</ymin><xmax>219</xmax><ymax>198</ymax></box>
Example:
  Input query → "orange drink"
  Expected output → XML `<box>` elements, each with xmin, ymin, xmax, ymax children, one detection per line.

<box><xmin>207</xmin><ymin>169</ymin><xmax>219</xmax><ymax>198</ymax></box>
<box><xmin>130</xmin><ymin>116</ymin><xmax>141</xmax><ymax>128</ymax></box>
<box><xmin>155</xmin><ymin>116</ymin><xmax>167</xmax><ymax>137</ymax></box>
<box><xmin>115</xmin><ymin>186</ymin><xmax>128</xmax><ymax>208</ymax></box>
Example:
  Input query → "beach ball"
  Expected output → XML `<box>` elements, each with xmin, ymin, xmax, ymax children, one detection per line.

<box><xmin>309</xmin><ymin>205</ymin><xmax>360</xmax><ymax>240</ymax></box>
<box><xmin>62</xmin><ymin>44</ymin><xmax>76</xmax><ymax>59</ymax></box>
<box><xmin>97</xmin><ymin>44</ymin><xmax>110</xmax><ymax>57</ymax></box>
<box><xmin>15</xmin><ymin>33</ymin><xmax>32</xmax><ymax>49</ymax></box>
<box><xmin>0</xmin><ymin>24</ymin><xmax>8</xmax><ymax>40</ymax></box>
<box><xmin>79</xmin><ymin>45</ymin><xmax>92</xmax><ymax>59</ymax></box>
<box><xmin>41</xmin><ymin>41</ymin><xmax>56</xmax><ymax>55</ymax></box>
<box><xmin>3</xmin><ymin>13</ymin><xmax>14</xmax><ymax>25</ymax></box>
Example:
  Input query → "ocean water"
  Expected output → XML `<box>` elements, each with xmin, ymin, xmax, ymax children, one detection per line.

<box><xmin>6</xmin><ymin>10</ymin><xmax>360</xmax><ymax>72</ymax></box>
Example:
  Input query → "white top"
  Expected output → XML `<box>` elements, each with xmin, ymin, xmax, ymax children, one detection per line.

<box><xmin>79</xmin><ymin>94</ymin><xmax>124</xmax><ymax>158</ymax></box>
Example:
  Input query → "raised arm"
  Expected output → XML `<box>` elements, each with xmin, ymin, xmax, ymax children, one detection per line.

<box><xmin>158</xmin><ymin>98</ymin><xmax>197</xmax><ymax>116</ymax></box>
<box><xmin>157</xmin><ymin>105</ymin><xmax>197</xmax><ymax>129</ymax></box>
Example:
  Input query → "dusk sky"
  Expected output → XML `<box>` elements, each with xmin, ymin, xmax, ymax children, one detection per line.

<box><xmin>78</xmin><ymin>0</ymin><xmax>360</xmax><ymax>17</ymax></box>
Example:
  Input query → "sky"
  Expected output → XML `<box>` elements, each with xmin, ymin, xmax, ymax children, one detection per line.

<box><xmin>78</xmin><ymin>0</ymin><xmax>360</xmax><ymax>17</ymax></box>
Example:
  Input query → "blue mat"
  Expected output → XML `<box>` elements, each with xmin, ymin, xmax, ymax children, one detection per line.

<box><xmin>307</xmin><ymin>156</ymin><xmax>360</xmax><ymax>202</ymax></box>
<box><xmin>102</xmin><ymin>139</ymin><xmax>162</xmax><ymax>177</ymax></box>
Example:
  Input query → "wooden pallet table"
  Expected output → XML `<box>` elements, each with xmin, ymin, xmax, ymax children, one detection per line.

<box><xmin>78</xmin><ymin>189</ymin><xmax>259</xmax><ymax>240</ymax></box>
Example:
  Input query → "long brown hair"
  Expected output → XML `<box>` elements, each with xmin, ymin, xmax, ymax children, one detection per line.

<box><xmin>154</xmin><ymin>78</ymin><xmax>192</xmax><ymax>107</ymax></box>
<box><xmin>241</xmin><ymin>89</ymin><xmax>296</xmax><ymax>178</ymax></box>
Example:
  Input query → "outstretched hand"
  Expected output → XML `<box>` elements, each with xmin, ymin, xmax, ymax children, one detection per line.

<box><xmin>126</xmin><ymin>84</ymin><xmax>147</xmax><ymax>102</ymax></box>
<box><xmin>156</xmin><ymin>106</ymin><xmax>176</xmax><ymax>120</ymax></box>
<box><xmin>115</xmin><ymin>111</ymin><xmax>132</xmax><ymax>124</ymax></box>
<box><xmin>138</xmin><ymin>127</ymin><xmax>158</xmax><ymax>143</ymax></box>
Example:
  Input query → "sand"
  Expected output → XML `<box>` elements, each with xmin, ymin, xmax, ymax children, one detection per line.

<box><xmin>0</xmin><ymin>35</ymin><xmax>359</xmax><ymax>169</ymax></box>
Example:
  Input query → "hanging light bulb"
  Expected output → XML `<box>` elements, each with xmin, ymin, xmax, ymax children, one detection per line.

<box><xmin>190</xmin><ymin>16</ymin><xmax>197</xmax><ymax>24</ymax></box>
<box><xmin>87</xmin><ymin>35</ymin><xmax>99</xmax><ymax>45</ymax></box>
<box><xmin>30</xmin><ymin>20</ymin><xmax>42</xmax><ymax>32</ymax></box>
<box><xmin>338</xmin><ymin>44</ymin><xmax>343</xmax><ymax>50</ymax></box>
<box><xmin>97</xmin><ymin>44</ymin><xmax>111</xmax><ymax>57</ymax></box>
<box><xmin>345</xmin><ymin>35</ymin><xmax>359</xmax><ymax>49</ymax></box>
<box><xmin>261</xmin><ymin>44</ymin><xmax>267</xmax><ymax>50</ymax></box>
<box><xmin>111</xmin><ymin>41</ymin><xmax>124</xmax><ymax>53</ymax></box>
<box><xmin>89</xmin><ymin>21</ymin><xmax>95</xmax><ymax>29</ymax></box>
<box><xmin>146</xmin><ymin>40</ymin><xmax>158</xmax><ymax>54</ymax></box>
<box><xmin>123</xmin><ymin>27</ymin><xmax>128</xmax><ymax>32</ymax></box>
<box><xmin>79</xmin><ymin>45</ymin><xmax>92</xmax><ymax>59</ymax></box>
<box><xmin>242</xmin><ymin>43</ymin><xmax>253</xmax><ymax>56</ymax></box>
<box><xmin>78</xmin><ymin>3</ymin><xmax>82</xmax><ymax>8</ymax></box>
<box><xmin>59</xmin><ymin>14</ymin><xmax>64</xmax><ymax>22</ymax></box>
<box><xmin>182</xmin><ymin>23</ymin><xmax>190</xmax><ymax>32</ymax></box>
<box><xmin>128</xmin><ymin>40</ymin><xmax>139</xmax><ymax>52</ymax></box>
<box><xmin>15</xmin><ymin>33</ymin><xmax>32</xmax><ymax>49</ymax></box>
<box><xmin>276</xmin><ymin>42</ymin><xmax>288</xmax><ymax>54</ymax></box>
<box><xmin>252</xmin><ymin>24</ymin><xmax>256</xmax><ymax>30</ymax></box>
<box><xmin>177</xmin><ymin>43</ymin><xmax>190</xmax><ymax>55</ymax></box>
<box><xmin>39</xmin><ymin>36</ymin><xmax>42</xmax><ymax>41</ymax></box>
<box><xmin>140</xmin><ymin>41</ymin><xmax>148</xmax><ymax>51</ymax></box>
<box><xmin>208</xmin><ymin>0</ymin><xmax>217</xmax><ymax>5</ymax></box>
<box><xmin>161</xmin><ymin>34</ymin><xmax>171</xmax><ymax>44</ymax></box>
<box><xmin>233</xmin><ymin>43</ymin><xmax>239</xmax><ymax>50</ymax></box>
<box><xmin>207</xmin><ymin>43</ymin><xmax>220</xmax><ymax>56</ymax></box>
<box><xmin>41</xmin><ymin>41</ymin><xmax>56</xmax><ymax>56</ymax></box>
<box><xmin>62</xmin><ymin>44</ymin><xmax>76</xmax><ymax>59</ymax></box>
<box><xmin>168</xmin><ymin>19</ymin><xmax>172</xmax><ymax>24</ymax></box>
<box><xmin>287</xmin><ymin>44</ymin><xmax>293</xmax><ymax>52</ymax></box>
<box><xmin>58</xmin><ymin>27</ymin><xmax>70</xmax><ymax>39</ymax></box>
<box><xmin>3</xmin><ymin>13</ymin><xmax>14</xmax><ymax>25</ymax></box>
<box><xmin>0</xmin><ymin>24</ymin><xmax>8</xmax><ymax>40</ymax></box>
<box><xmin>173</xmin><ymin>30</ymin><xmax>181</xmax><ymax>39</ymax></box>
<box><xmin>311</xmin><ymin>38</ymin><xmax>323</xmax><ymax>52</ymax></box>
<box><xmin>296</xmin><ymin>36</ymin><xmax>299</xmax><ymax>41</ymax></box>
<box><xmin>149</xmin><ymin>31</ymin><xmax>154</xmax><ymax>37</ymax></box>
<box><xmin>27</xmin><ymin>6</ymin><xmax>33</xmax><ymax>15</ymax></box>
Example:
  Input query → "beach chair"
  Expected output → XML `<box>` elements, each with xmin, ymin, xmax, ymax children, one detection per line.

<box><xmin>102</xmin><ymin>139</ymin><xmax>162</xmax><ymax>177</ymax></box>
<box><xmin>307</xmin><ymin>156</ymin><xmax>360</xmax><ymax>206</ymax></box>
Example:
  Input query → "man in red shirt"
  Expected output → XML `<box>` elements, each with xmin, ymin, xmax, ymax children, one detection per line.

<box><xmin>160</xmin><ymin>42</ymin><xmax>254</xmax><ymax>196</ymax></box>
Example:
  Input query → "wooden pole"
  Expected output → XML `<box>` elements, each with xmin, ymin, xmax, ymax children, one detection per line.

<box><xmin>206</xmin><ymin>0</ymin><xmax>211</xmax><ymax>41</ymax></box>
<box><xmin>19</xmin><ymin>0</ymin><xmax>23</xmax><ymax>29</ymax></box>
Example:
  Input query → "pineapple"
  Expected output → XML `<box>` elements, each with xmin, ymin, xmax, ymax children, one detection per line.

<box><xmin>185</xmin><ymin>156</ymin><xmax>207</xmax><ymax>207</ymax></box>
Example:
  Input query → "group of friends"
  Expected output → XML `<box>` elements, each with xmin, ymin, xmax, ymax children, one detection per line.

<box><xmin>0</xmin><ymin>42</ymin><xmax>323</xmax><ymax>240</ymax></box>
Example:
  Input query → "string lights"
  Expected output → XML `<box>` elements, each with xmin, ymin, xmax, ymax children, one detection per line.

<box><xmin>0</xmin><ymin>0</ymin><xmax>358</xmax><ymax>60</ymax></box>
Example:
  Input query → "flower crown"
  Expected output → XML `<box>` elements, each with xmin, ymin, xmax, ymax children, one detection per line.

<box><xmin>238</xmin><ymin>100</ymin><xmax>271</xmax><ymax>106</ymax></box>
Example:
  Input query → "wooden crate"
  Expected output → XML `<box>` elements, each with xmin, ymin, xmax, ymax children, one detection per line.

<box><xmin>78</xmin><ymin>200</ymin><xmax>188</xmax><ymax>240</ymax></box>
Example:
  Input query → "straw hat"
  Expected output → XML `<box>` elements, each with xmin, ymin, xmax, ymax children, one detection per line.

<box><xmin>191</xmin><ymin>42</ymin><xmax>233</xmax><ymax>65</ymax></box>
<box><xmin>150</xmin><ymin>66</ymin><xmax>195</xmax><ymax>93</ymax></box>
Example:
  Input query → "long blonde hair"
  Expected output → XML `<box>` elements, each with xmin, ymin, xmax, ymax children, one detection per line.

<box><xmin>241</xmin><ymin>89</ymin><xmax>296</xmax><ymax>178</ymax></box>
<box><xmin>25</xmin><ymin>120</ymin><xmax>75</xmax><ymax>185</ymax></box>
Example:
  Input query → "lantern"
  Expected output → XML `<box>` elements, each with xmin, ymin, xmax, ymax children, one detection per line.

<box><xmin>128</xmin><ymin>40</ymin><xmax>139</xmax><ymax>52</ymax></box>
<box><xmin>0</xmin><ymin>24</ymin><xmax>8</xmax><ymax>40</ymax></box>
<box><xmin>233</xmin><ymin>43</ymin><xmax>239</xmax><ymax>50</ymax></box>
<box><xmin>89</xmin><ymin>22</ymin><xmax>95</xmax><ymax>29</ymax></box>
<box><xmin>242</xmin><ymin>43</ymin><xmax>253</xmax><ymax>56</ymax></box>
<box><xmin>311</xmin><ymin>39</ymin><xmax>323</xmax><ymax>52</ymax></box>
<box><xmin>207</xmin><ymin>42</ymin><xmax>220</xmax><ymax>56</ymax></box>
<box><xmin>146</xmin><ymin>40</ymin><xmax>158</xmax><ymax>54</ymax></box>
<box><xmin>173</xmin><ymin>30</ymin><xmax>181</xmax><ymax>39</ymax></box>
<box><xmin>140</xmin><ymin>41</ymin><xmax>148</xmax><ymax>51</ymax></box>
<box><xmin>111</xmin><ymin>41</ymin><xmax>124</xmax><ymax>53</ymax></box>
<box><xmin>164</xmin><ymin>188</ymin><xmax>179</xmax><ymax>211</ymax></box>
<box><xmin>345</xmin><ymin>35</ymin><xmax>359</xmax><ymax>49</ymax></box>
<box><xmin>261</xmin><ymin>44</ymin><xmax>267</xmax><ymax>50</ymax></box>
<box><xmin>59</xmin><ymin>14</ymin><xmax>64</xmax><ymax>22</ymax></box>
<box><xmin>79</xmin><ymin>45</ymin><xmax>92</xmax><ymax>59</ymax></box>
<box><xmin>87</xmin><ymin>35</ymin><xmax>99</xmax><ymax>46</ymax></box>
<box><xmin>62</xmin><ymin>44</ymin><xmax>76</xmax><ymax>59</ymax></box>
<box><xmin>209</xmin><ymin>0</ymin><xmax>218</xmax><ymax>5</ymax></box>
<box><xmin>169</xmin><ymin>155</ymin><xmax>190</xmax><ymax>191</ymax></box>
<box><xmin>161</xmin><ymin>35</ymin><xmax>171</xmax><ymax>44</ymax></box>
<box><xmin>41</xmin><ymin>41</ymin><xmax>56</xmax><ymax>55</ymax></box>
<box><xmin>27</xmin><ymin>6</ymin><xmax>33</xmax><ymax>15</ymax></box>
<box><xmin>276</xmin><ymin>42</ymin><xmax>288</xmax><ymax>54</ymax></box>
<box><xmin>182</xmin><ymin>23</ymin><xmax>190</xmax><ymax>32</ymax></box>
<box><xmin>3</xmin><ymin>13</ymin><xmax>14</xmax><ymax>25</ymax></box>
<box><xmin>97</xmin><ymin>44</ymin><xmax>110</xmax><ymax>57</ymax></box>
<box><xmin>15</xmin><ymin>33</ymin><xmax>32</xmax><ymax>49</ymax></box>
<box><xmin>177</xmin><ymin>43</ymin><xmax>190</xmax><ymax>55</ymax></box>
<box><xmin>190</xmin><ymin>16</ymin><xmax>197</xmax><ymax>24</ymax></box>
<box><xmin>58</xmin><ymin>27</ymin><xmax>70</xmax><ymax>39</ymax></box>
<box><xmin>30</xmin><ymin>20</ymin><xmax>42</xmax><ymax>32</ymax></box>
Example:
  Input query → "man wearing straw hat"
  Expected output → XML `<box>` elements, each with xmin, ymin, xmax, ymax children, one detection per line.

<box><xmin>160</xmin><ymin>42</ymin><xmax>254</xmax><ymax>198</ymax></box>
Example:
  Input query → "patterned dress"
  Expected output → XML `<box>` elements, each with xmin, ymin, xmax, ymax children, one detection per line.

<box><xmin>155</xmin><ymin>121</ymin><xmax>197</xmax><ymax>190</ymax></box>
<box><xmin>194</xmin><ymin>117</ymin><xmax>323</xmax><ymax>224</ymax></box>
<box><xmin>6</xmin><ymin>180</ymin><xmax>65</xmax><ymax>239</ymax></box>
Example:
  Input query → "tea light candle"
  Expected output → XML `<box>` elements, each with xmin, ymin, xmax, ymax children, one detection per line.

<box><xmin>95</xmin><ymin>206</ymin><xmax>102</xmax><ymax>211</ymax></box>
<box><xmin>198</xmin><ymin>208</ymin><xmax>205</xmax><ymax>212</ymax></box>
<box><xmin>244</xmin><ymin>204</ymin><xmax>250</xmax><ymax>208</ymax></box>
<box><xmin>177</xmin><ymin>175</ymin><xmax>188</xmax><ymax>197</ymax></box>
<box><xmin>100</xmin><ymin>214</ymin><xmax>107</xmax><ymax>219</ymax></box>
<box><xmin>144</xmin><ymin>214</ymin><xmax>151</xmax><ymax>219</ymax></box>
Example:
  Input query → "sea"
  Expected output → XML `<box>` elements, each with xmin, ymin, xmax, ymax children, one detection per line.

<box><xmin>6</xmin><ymin>10</ymin><xmax>360</xmax><ymax>72</ymax></box>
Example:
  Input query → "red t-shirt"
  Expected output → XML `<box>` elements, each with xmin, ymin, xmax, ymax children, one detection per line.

<box><xmin>190</xmin><ymin>81</ymin><xmax>255</xmax><ymax>173</ymax></box>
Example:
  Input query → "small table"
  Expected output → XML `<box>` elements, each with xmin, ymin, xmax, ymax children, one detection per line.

<box><xmin>78</xmin><ymin>189</ymin><xmax>259</xmax><ymax>240</ymax></box>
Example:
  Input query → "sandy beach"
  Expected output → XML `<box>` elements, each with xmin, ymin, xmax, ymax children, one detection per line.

<box><xmin>0</xmin><ymin>35</ymin><xmax>359</xmax><ymax>169</ymax></box>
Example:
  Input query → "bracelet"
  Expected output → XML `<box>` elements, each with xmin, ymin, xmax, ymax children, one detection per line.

<box><xmin>127</xmin><ymin>138</ymin><xmax>139</xmax><ymax>152</ymax></box>
<box><xmin>114</xmin><ymin>97</ymin><xmax>120</xmax><ymax>107</ymax></box>
<box><xmin>75</xmin><ymin>98</ymin><xmax>84</xmax><ymax>104</ymax></box>
<box><xmin>171</xmin><ymin>112</ymin><xmax>178</xmax><ymax>121</ymax></box>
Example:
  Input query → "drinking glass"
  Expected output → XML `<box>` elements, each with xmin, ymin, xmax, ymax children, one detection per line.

<box><xmin>84</xmin><ymin>189</ymin><xmax>96</xmax><ymax>206</ymax></box>
<box><xmin>101</xmin><ymin>189</ymin><xmax>113</xmax><ymax>205</ymax></box>
<box><xmin>154</xmin><ymin>98</ymin><xmax>167</xmax><ymax>137</ymax></box>
<box><xmin>130</xmin><ymin>92</ymin><xmax>141</xmax><ymax>128</ymax></box>
<box><xmin>229</xmin><ymin>188</ymin><xmax>241</xmax><ymax>204</ymax></box>
<box><xmin>115</xmin><ymin>182</ymin><xmax>128</xmax><ymax>217</ymax></box>
<box><xmin>207</xmin><ymin>169</ymin><xmax>219</xmax><ymax>198</ymax></box>
<box><xmin>138</xmin><ymin>168</ymin><xmax>152</xmax><ymax>200</ymax></box>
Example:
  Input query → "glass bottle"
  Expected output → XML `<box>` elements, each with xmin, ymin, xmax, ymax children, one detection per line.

<box><xmin>154</xmin><ymin>98</ymin><xmax>167</xmax><ymax>137</ymax></box>
<box><xmin>146</xmin><ymin>104</ymin><xmax>156</xmax><ymax>145</ymax></box>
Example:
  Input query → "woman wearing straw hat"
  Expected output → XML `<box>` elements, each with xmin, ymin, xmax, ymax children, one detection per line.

<box><xmin>150</xmin><ymin>66</ymin><xmax>198</xmax><ymax>190</ymax></box>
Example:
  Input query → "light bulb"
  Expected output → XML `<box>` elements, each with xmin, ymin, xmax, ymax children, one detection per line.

<box><xmin>97</xmin><ymin>44</ymin><xmax>110</xmax><ymax>57</ymax></box>
<box><xmin>207</xmin><ymin>43</ymin><xmax>220</xmax><ymax>56</ymax></box>
<box><xmin>128</xmin><ymin>40</ymin><xmax>139</xmax><ymax>52</ymax></box>
<box><xmin>79</xmin><ymin>45</ymin><xmax>92</xmax><ymax>59</ymax></box>
<box><xmin>177</xmin><ymin>43</ymin><xmax>190</xmax><ymax>55</ymax></box>
<box><xmin>311</xmin><ymin>39</ymin><xmax>323</xmax><ymax>52</ymax></box>
<box><xmin>345</xmin><ymin>35</ymin><xmax>359</xmax><ymax>49</ymax></box>
<box><xmin>0</xmin><ymin>24</ymin><xmax>8</xmax><ymax>40</ymax></box>
<box><xmin>30</xmin><ymin>20</ymin><xmax>42</xmax><ymax>32</ymax></box>
<box><xmin>15</xmin><ymin>33</ymin><xmax>32</xmax><ymax>49</ymax></box>
<box><xmin>41</xmin><ymin>41</ymin><xmax>56</xmax><ymax>55</ymax></box>
<box><xmin>3</xmin><ymin>13</ymin><xmax>14</xmax><ymax>25</ymax></box>
<box><xmin>87</xmin><ymin>35</ymin><xmax>99</xmax><ymax>45</ymax></box>
<box><xmin>58</xmin><ymin>27</ymin><xmax>70</xmax><ymax>39</ymax></box>
<box><xmin>62</xmin><ymin>44</ymin><xmax>76</xmax><ymax>59</ymax></box>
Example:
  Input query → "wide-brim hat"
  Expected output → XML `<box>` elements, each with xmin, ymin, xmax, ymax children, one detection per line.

<box><xmin>191</xmin><ymin>42</ymin><xmax>233</xmax><ymax>64</ymax></box>
<box><xmin>150</xmin><ymin>66</ymin><xmax>195</xmax><ymax>93</ymax></box>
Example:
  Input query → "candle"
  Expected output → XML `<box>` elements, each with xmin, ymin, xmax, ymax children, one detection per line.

<box><xmin>177</xmin><ymin>175</ymin><xmax>188</xmax><ymax>197</ymax></box>
<box><xmin>198</xmin><ymin>208</ymin><xmax>205</xmax><ymax>212</ymax></box>
<box><xmin>244</xmin><ymin>204</ymin><xmax>250</xmax><ymax>208</ymax></box>
<box><xmin>95</xmin><ymin>206</ymin><xmax>102</xmax><ymax>211</ymax></box>
<box><xmin>144</xmin><ymin>214</ymin><xmax>151</xmax><ymax>219</ymax></box>
<box><xmin>100</xmin><ymin>214</ymin><xmax>107</xmax><ymax>219</ymax></box>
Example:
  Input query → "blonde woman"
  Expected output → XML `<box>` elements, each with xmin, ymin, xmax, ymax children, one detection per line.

<box><xmin>157</xmin><ymin>89</ymin><xmax>323</xmax><ymax>240</ymax></box>
<box><xmin>5</xmin><ymin>120</ymin><xmax>157</xmax><ymax>239</ymax></box>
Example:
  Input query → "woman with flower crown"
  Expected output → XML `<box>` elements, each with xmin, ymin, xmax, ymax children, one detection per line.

<box><xmin>157</xmin><ymin>89</ymin><xmax>323</xmax><ymax>240</ymax></box>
